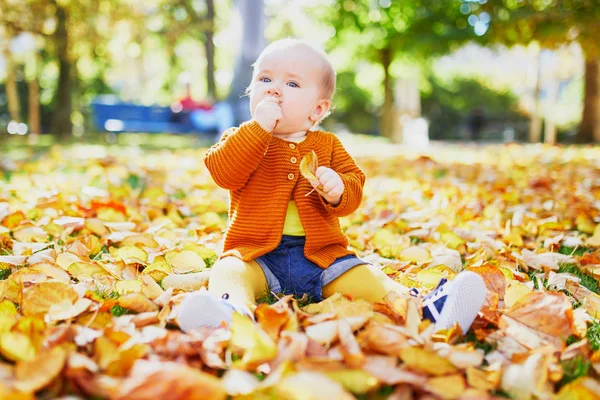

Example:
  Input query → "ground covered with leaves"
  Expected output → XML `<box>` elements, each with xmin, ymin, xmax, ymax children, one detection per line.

<box><xmin>1</xmin><ymin>140</ymin><xmax>600</xmax><ymax>399</ymax></box>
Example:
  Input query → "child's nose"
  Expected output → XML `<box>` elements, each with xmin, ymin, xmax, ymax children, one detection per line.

<box><xmin>266</xmin><ymin>86</ymin><xmax>281</xmax><ymax>97</ymax></box>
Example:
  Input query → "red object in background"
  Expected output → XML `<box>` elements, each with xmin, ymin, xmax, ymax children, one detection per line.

<box><xmin>174</xmin><ymin>83</ymin><xmax>213</xmax><ymax>111</ymax></box>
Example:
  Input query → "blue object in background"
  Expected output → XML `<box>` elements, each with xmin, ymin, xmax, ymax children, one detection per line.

<box><xmin>90</xmin><ymin>95</ymin><xmax>235</xmax><ymax>140</ymax></box>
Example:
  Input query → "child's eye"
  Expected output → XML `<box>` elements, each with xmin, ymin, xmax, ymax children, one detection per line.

<box><xmin>287</xmin><ymin>81</ymin><xmax>299</xmax><ymax>88</ymax></box>
<box><xmin>259</xmin><ymin>77</ymin><xmax>271</xmax><ymax>83</ymax></box>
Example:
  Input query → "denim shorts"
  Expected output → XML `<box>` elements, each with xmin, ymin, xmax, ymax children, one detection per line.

<box><xmin>255</xmin><ymin>235</ymin><xmax>367</xmax><ymax>302</ymax></box>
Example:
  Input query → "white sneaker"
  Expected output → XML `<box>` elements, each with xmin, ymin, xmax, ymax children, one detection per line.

<box><xmin>420</xmin><ymin>270</ymin><xmax>487</xmax><ymax>333</ymax></box>
<box><xmin>178</xmin><ymin>290</ymin><xmax>253</xmax><ymax>333</ymax></box>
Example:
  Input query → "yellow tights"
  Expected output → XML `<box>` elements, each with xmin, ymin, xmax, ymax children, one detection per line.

<box><xmin>208</xmin><ymin>257</ymin><xmax>409</xmax><ymax>310</ymax></box>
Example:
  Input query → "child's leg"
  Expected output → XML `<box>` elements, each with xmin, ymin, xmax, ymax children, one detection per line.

<box><xmin>208</xmin><ymin>256</ymin><xmax>269</xmax><ymax>311</ymax></box>
<box><xmin>322</xmin><ymin>264</ymin><xmax>410</xmax><ymax>303</ymax></box>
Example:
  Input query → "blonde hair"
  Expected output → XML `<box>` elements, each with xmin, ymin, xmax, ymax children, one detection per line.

<box><xmin>249</xmin><ymin>39</ymin><xmax>336</xmax><ymax>101</ymax></box>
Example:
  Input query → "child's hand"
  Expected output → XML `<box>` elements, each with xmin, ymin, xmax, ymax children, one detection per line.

<box><xmin>254</xmin><ymin>96</ymin><xmax>282</xmax><ymax>132</ymax></box>
<box><xmin>314</xmin><ymin>166</ymin><xmax>344</xmax><ymax>206</ymax></box>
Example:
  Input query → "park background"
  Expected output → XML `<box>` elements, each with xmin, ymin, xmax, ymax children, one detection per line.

<box><xmin>0</xmin><ymin>0</ymin><xmax>599</xmax><ymax>146</ymax></box>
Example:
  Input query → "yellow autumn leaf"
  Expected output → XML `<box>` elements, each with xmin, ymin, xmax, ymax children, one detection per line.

<box><xmin>142</xmin><ymin>256</ymin><xmax>173</xmax><ymax>281</ymax></box>
<box><xmin>587</xmin><ymin>223</ymin><xmax>600</xmax><ymax>247</ymax></box>
<box><xmin>14</xmin><ymin>346</ymin><xmax>67</xmax><ymax>393</ymax></box>
<box><xmin>426</xmin><ymin>374</ymin><xmax>466</xmax><ymax>400</ymax></box>
<box><xmin>165</xmin><ymin>249</ymin><xmax>206</xmax><ymax>273</ymax></box>
<box><xmin>399</xmin><ymin>347</ymin><xmax>458</xmax><ymax>376</ymax></box>
<box><xmin>299</xmin><ymin>150</ymin><xmax>322</xmax><ymax>191</ymax></box>
<box><xmin>0</xmin><ymin>299</ymin><xmax>18</xmax><ymax>333</ymax></box>
<box><xmin>416</xmin><ymin>265</ymin><xmax>456</xmax><ymax>289</ymax></box>
<box><xmin>29</xmin><ymin>262</ymin><xmax>70</xmax><ymax>283</ymax></box>
<box><xmin>105</xmin><ymin>343</ymin><xmax>149</xmax><ymax>377</ymax></box>
<box><xmin>140</xmin><ymin>273</ymin><xmax>163</xmax><ymax>300</ymax></box>
<box><xmin>116</xmin><ymin>292</ymin><xmax>158</xmax><ymax>313</ymax></box>
<box><xmin>112</xmin><ymin>245</ymin><xmax>148</xmax><ymax>264</ymax></box>
<box><xmin>113</xmin><ymin>360</ymin><xmax>227</xmax><ymax>400</ymax></box>
<box><xmin>576</xmin><ymin>214</ymin><xmax>595</xmax><ymax>234</ymax></box>
<box><xmin>68</xmin><ymin>262</ymin><xmax>112</xmax><ymax>279</ymax></box>
<box><xmin>504</xmin><ymin>281</ymin><xmax>532</xmax><ymax>308</ymax></box>
<box><xmin>46</xmin><ymin>298</ymin><xmax>92</xmax><ymax>322</ymax></box>
<box><xmin>371</xmin><ymin>229</ymin><xmax>404</xmax><ymax>259</ymax></box>
<box><xmin>114</xmin><ymin>280</ymin><xmax>143</xmax><ymax>295</ymax></box>
<box><xmin>84</xmin><ymin>218</ymin><xmax>109</xmax><ymax>236</ymax></box>
<box><xmin>325</xmin><ymin>369</ymin><xmax>378</xmax><ymax>394</ymax></box>
<box><xmin>0</xmin><ymin>331</ymin><xmax>36</xmax><ymax>362</ymax></box>
<box><xmin>399</xmin><ymin>246</ymin><xmax>433</xmax><ymax>263</ymax></box>
<box><xmin>229</xmin><ymin>312</ymin><xmax>277</xmax><ymax>369</ymax></box>
<box><xmin>120</xmin><ymin>234</ymin><xmax>159</xmax><ymax>248</ymax></box>
<box><xmin>440</xmin><ymin>231</ymin><xmax>465</xmax><ymax>250</ymax></box>
<box><xmin>556</xmin><ymin>377</ymin><xmax>600</xmax><ymax>400</ymax></box>
<box><xmin>55</xmin><ymin>251</ymin><xmax>83</xmax><ymax>270</ymax></box>
<box><xmin>274</xmin><ymin>372</ymin><xmax>354</xmax><ymax>400</ymax></box>
<box><xmin>21</xmin><ymin>281</ymin><xmax>79</xmax><ymax>317</ymax></box>
<box><xmin>504</xmin><ymin>227</ymin><xmax>524</xmax><ymax>247</ymax></box>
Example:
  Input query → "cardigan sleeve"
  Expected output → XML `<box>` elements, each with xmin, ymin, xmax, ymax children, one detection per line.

<box><xmin>319</xmin><ymin>134</ymin><xmax>366</xmax><ymax>217</ymax></box>
<box><xmin>203</xmin><ymin>120</ymin><xmax>272</xmax><ymax>190</ymax></box>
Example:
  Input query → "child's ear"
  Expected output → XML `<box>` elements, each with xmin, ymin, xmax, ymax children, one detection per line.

<box><xmin>309</xmin><ymin>99</ymin><xmax>331</xmax><ymax>122</ymax></box>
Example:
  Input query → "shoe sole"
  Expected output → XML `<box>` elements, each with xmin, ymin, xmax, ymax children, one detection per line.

<box><xmin>434</xmin><ymin>270</ymin><xmax>487</xmax><ymax>333</ymax></box>
<box><xmin>178</xmin><ymin>291</ymin><xmax>233</xmax><ymax>332</ymax></box>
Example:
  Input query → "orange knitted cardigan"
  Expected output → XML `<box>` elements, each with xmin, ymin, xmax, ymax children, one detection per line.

<box><xmin>204</xmin><ymin>120</ymin><xmax>366</xmax><ymax>269</ymax></box>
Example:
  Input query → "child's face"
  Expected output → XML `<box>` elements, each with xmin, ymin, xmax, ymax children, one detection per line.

<box><xmin>249</xmin><ymin>46</ymin><xmax>330</xmax><ymax>134</ymax></box>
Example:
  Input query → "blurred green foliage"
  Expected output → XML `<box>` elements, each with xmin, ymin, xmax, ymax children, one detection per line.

<box><xmin>422</xmin><ymin>77</ymin><xmax>528</xmax><ymax>140</ymax></box>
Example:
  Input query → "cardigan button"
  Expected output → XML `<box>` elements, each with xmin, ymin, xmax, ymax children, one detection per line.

<box><xmin>289</xmin><ymin>143</ymin><xmax>296</xmax><ymax>149</ymax></box>
<box><xmin>287</xmin><ymin>173</ymin><xmax>295</xmax><ymax>180</ymax></box>
<box><xmin>290</xmin><ymin>157</ymin><xmax>297</xmax><ymax>164</ymax></box>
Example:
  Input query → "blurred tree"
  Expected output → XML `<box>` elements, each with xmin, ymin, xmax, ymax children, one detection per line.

<box><xmin>422</xmin><ymin>76</ymin><xmax>528</xmax><ymax>140</ymax></box>
<box><xmin>1</xmin><ymin>0</ymin><xmax>220</xmax><ymax>137</ymax></box>
<box><xmin>227</xmin><ymin>0</ymin><xmax>265</xmax><ymax>125</ymax></box>
<box><xmin>473</xmin><ymin>0</ymin><xmax>600</xmax><ymax>143</ymax></box>
<box><xmin>1</xmin><ymin>24</ymin><xmax>20</xmax><ymax>122</ymax></box>
<box><xmin>315</xmin><ymin>0</ymin><xmax>473</xmax><ymax>139</ymax></box>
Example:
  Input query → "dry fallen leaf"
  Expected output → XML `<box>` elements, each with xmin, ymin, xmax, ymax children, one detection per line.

<box><xmin>2</xmin><ymin>139</ymin><xmax>600</xmax><ymax>398</ymax></box>
<box><xmin>274</xmin><ymin>371</ymin><xmax>354</xmax><ymax>400</ymax></box>
<box><xmin>399</xmin><ymin>347</ymin><xmax>458</xmax><ymax>376</ymax></box>
<box><xmin>14</xmin><ymin>346</ymin><xmax>67</xmax><ymax>393</ymax></box>
<box><xmin>503</xmin><ymin>291</ymin><xmax>575</xmax><ymax>340</ymax></box>
<box><xmin>21</xmin><ymin>281</ymin><xmax>79</xmax><ymax>318</ymax></box>
<box><xmin>115</xmin><ymin>360</ymin><xmax>227</xmax><ymax>400</ymax></box>
<box><xmin>300</xmin><ymin>150</ymin><xmax>323</xmax><ymax>195</ymax></box>
<box><xmin>229</xmin><ymin>312</ymin><xmax>278</xmax><ymax>369</ymax></box>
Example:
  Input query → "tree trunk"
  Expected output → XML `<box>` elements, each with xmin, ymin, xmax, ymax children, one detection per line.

<box><xmin>3</xmin><ymin>29</ymin><xmax>21</xmax><ymax>122</ymax></box>
<box><xmin>578</xmin><ymin>57</ymin><xmax>600</xmax><ymax>143</ymax></box>
<box><xmin>380</xmin><ymin>46</ymin><xmax>395</xmax><ymax>140</ymax></box>
<box><xmin>543</xmin><ymin>78</ymin><xmax>558</xmax><ymax>145</ymax></box>
<box><xmin>204</xmin><ymin>0</ymin><xmax>217</xmax><ymax>100</ymax></box>
<box><xmin>50</xmin><ymin>3</ymin><xmax>73</xmax><ymax>138</ymax></box>
<box><xmin>227</xmin><ymin>0</ymin><xmax>265</xmax><ymax>125</ymax></box>
<box><xmin>529</xmin><ymin>49</ymin><xmax>542</xmax><ymax>143</ymax></box>
<box><xmin>28</xmin><ymin>53</ymin><xmax>40</xmax><ymax>135</ymax></box>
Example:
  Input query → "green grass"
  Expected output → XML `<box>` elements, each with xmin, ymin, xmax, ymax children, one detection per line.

<box><xmin>491</xmin><ymin>390</ymin><xmax>513</xmax><ymax>399</ymax></box>
<box><xmin>558</xmin><ymin>356</ymin><xmax>591</xmax><ymax>388</ymax></box>
<box><xmin>557</xmin><ymin>264</ymin><xmax>600</xmax><ymax>294</ymax></box>
<box><xmin>0</xmin><ymin>268</ymin><xmax>11</xmax><ymax>280</ymax></box>
<box><xmin>587</xmin><ymin>320</ymin><xmax>600</xmax><ymax>351</ymax></box>
<box><xmin>93</xmin><ymin>287</ymin><xmax>120</xmax><ymax>300</ymax></box>
<box><xmin>91</xmin><ymin>245</ymin><xmax>109</xmax><ymax>261</ymax></box>
<box><xmin>257</xmin><ymin>291</ymin><xmax>314</xmax><ymax>308</ymax></box>
<box><xmin>462</xmin><ymin>330</ymin><xmax>497</xmax><ymax>355</ymax></box>
<box><xmin>558</xmin><ymin>246</ymin><xmax>593</xmax><ymax>257</ymax></box>
<box><xmin>110</xmin><ymin>304</ymin><xmax>134</xmax><ymax>316</ymax></box>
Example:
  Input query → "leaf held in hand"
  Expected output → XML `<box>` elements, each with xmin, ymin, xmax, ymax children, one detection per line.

<box><xmin>300</xmin><ymin>150</ymin><xmax>323</xmax><ymax>194</ymax></box>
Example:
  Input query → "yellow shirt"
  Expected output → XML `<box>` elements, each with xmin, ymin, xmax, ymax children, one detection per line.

<box><xmin>282</xmin><ymin>200</ymin><xmax>305</xmax><ymax>236</ymax></box>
